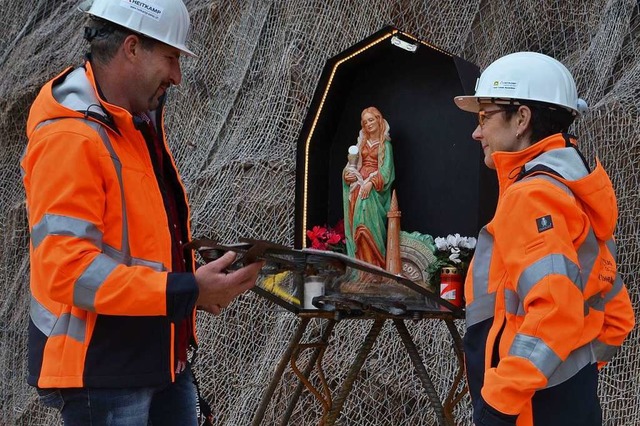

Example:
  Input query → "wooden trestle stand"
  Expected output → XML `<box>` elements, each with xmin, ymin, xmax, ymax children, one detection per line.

<box><xmin>250</xmin><ymin>304</ymin><xmax>466</xmax><ymax>426</ymax></box>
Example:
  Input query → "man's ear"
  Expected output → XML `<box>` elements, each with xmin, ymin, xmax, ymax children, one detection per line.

<box><xmin>122</xmin><ymin>34</ymin><xmax>141</xmax><ymax>60</ymax></box>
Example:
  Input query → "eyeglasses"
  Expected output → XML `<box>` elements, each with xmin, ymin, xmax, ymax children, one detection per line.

<box><xmin>478</xmin><ymin>109</ymin><xmax>505</xmax><ymax>127</ymax></box>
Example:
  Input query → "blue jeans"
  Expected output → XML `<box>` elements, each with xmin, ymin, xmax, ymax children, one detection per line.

<box><xmin>36</xmin><ymin>365</ymin><xmax>199</xmax><ymax>426</ymax></box>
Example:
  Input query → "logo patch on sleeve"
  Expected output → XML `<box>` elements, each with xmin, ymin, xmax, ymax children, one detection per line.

<box><xmin>536</xmin><ymin>215</ymin><xmax>553</xmax><ymax>233</ymax></box>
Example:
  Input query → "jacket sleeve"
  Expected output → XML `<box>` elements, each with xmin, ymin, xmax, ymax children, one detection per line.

<box><xmin>594</xmin><ymin>271</ymin><xmax>634</xmax><ymax>368</ymax></box>
<box><xmin>473</xmin><ymin>394</ymin><xmax>518</xmax><ymax>426</ymax></box>
<box><xmin>23</xmin><ymin>126</ymin><xmax>197</xmax><ymax>318</ymax></box>
<box><xmin>481</xmin><ymin>180</ymin><xmax>589</xmax><ymax>416</ymax></box>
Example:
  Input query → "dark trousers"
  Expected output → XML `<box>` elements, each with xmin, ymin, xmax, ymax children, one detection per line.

<box><xmin>36</xmin><ymin>364</ymin><xmax>198</xmax><ymax>426</ymax></box>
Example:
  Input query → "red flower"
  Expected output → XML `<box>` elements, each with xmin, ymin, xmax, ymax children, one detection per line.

<box><xmin>307</xmin><ymin>225</ymin><xmax>327</xmax><ymax>242</ymax></box>
<box><xmin>311</xmin><ymin>239</ymin><xmax>328</xmax><ymax>250</ymax></box>
<box><xmin>333</xmin><ymin>219</ymin><xmax>345</xmax><ymax>237</ymax></box>
<box><xmin>326</xmin><ymin>230</ymin><xmax>342</xmax><ymax>245</ymax></box>
<box><xmin>307</xmin><ymin>221</ymin><xmax>346</xmax><ymax>252</ymax></box>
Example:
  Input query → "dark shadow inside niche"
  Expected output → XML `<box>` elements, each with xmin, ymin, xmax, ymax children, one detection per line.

<box><xmin>296</xmin><ymin>26</ymin><xmax>498</xmax><ymax>247</ymax></box>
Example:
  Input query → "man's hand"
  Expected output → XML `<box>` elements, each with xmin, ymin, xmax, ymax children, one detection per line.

<box><xmin>195</xmin><ymin>251</ymin><xmax>262</xmax><ymax>315</ymax></box>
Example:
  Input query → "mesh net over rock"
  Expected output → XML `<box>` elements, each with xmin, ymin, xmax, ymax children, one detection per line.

<box><xmin>1</xmin><ymin>1</ymin><xmax>639</xmax><ymax>425</ymax></box>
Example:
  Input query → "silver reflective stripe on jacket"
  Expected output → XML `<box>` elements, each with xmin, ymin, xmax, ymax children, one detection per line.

<box><xmin>521</xmin><ymin>147</ymin><xmax>590</xmax><ymax>181</ymax></box>
<box><xmin>505</xmin><ymin>250</ymin><xmax>597</xmax><ymax>386</ymax></box>
<box><xmin>517</xmin><ymin>253</ymin><xmax>582</xmax><ymax>298</ymax></box>
<box><xmin>578</xmin><ymin>229</ymin><xmax>601</xmax><ymax>312</ymax></box>
<box><xmin>103</xmin><ymin>244</ymin><xmax>165</xmax><ymax>271</ymax></box>
<box><xmin>31</xmin><ymin>214</ymin><xmax>102</xmax><ymax>249</ymax></box>
<box><xmin>466</xmin><ymin>227</ymin><xmax>496</xmax><ymax>329</ymax></box>
<box><xmin>74</xmin><ymin>253</ymin><xmax>120</xmax><ymax>311</ymax></box>
<box><xmin>509</xmin><ymin>333</ymin><xmax>595</xmax><ymax>387</ymax></box>
<box><xmin>88</xmin><ymin>120</ymin><xmax>132</xmax><ymax>263</ymax></box>
<box><xmin>31</xmin><ymin>296</ymin><xmax>86</xmax><ymax>344</ymax></box>
<box><xmin>504</xmin><ymin>243</ymin><xmax>600</xmax><ymax>318</ymax></box>
<box><xmin>592</xmin><ymin>339</ymin><xmax>619</xmax><ymax>362</ymax></box>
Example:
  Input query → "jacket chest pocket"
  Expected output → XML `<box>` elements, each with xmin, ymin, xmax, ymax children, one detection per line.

<box><xmin>120</xmin><ymin>167</ymin><xmax>168</xmax><ymax>256</ymax></box>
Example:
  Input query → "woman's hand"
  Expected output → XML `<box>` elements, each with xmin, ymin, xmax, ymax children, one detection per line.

<box><xmin>360</xmin><ymin>181</ymin><xmax>373</xmax><ymax>199</ymax></box>
<box><xmin>344</xmin><ymin>171</ymin><xmax>357</xmax><ymax>184</ymax></box>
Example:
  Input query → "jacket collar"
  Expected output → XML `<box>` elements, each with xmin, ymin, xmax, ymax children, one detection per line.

<box><xmin>492</xmin><ymin>133</ymin><xmax>618</xmax><ymax>240</ymax></box>
<box><xmin>50</xmin><ymin>60</ymin><xmax>164</xmax><ymax>137</ymax></box>
<box><xmin>492</xmin><ymin>133</ymin><xmax>571</xmax><ymax>196</ymax></box>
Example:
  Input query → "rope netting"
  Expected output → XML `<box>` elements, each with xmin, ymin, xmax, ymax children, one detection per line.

<box><xmin>1</xmin><ymin>1</ymin><xmax>638</xmax><ymax>424</ymax></box>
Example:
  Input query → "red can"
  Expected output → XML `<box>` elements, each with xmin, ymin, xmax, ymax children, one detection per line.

<box><xmin>440</xmin><ymin>266</ymin><xmax>463</xmax><ymax>308</ymax></box>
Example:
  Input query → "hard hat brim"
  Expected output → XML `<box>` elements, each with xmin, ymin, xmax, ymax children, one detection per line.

<box><xmin>454</xmin><ymin>96</ymin><xmax>481</xmax><ymax>113</ymax></box>
<box><xmin>172</xmin><ymin>44</ymin><xmax>197</xmax><ymax>58</ymax></box>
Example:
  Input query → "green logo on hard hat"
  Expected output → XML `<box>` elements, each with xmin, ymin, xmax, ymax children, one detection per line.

<box><xmin>493</xmin><ymin>81</ymin><xmax>499</xmax><ymax>87</ymax></box>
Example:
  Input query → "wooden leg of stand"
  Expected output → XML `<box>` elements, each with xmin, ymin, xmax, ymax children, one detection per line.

<box><xmin>252</xmin><ymin>317</ymin><xmax>310</xmax><ymax>426</ymax></box>
<box><xmin>393</xmin><ymin>319</ymin><xmax>449</xmax><ymax>426</ymax></box>
<box><xmin>324</xmin><ymin>318</ymin><xmax>385</xmax><ymax>426</ymax></box>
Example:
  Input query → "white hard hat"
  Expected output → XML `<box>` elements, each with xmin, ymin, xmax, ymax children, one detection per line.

<box><xmin>78</xmin><ymin>0</ymin><xmax>196</xmax><ymax>57</ymax></box>
<box><xmin>454</xmin><ymin>52</ymin><xmax>587</xmax><ymax>115</ymax></box>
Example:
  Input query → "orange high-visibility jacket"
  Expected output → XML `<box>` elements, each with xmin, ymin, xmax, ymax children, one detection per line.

<box><xmin>464</xmin><ymin>134</ymin><xmax>634</xmax><ymax>426</ymax></box>
<box><xmin>22</xmin><ymin>62</ymin><xmax>198</xmax><ymax>389</ymax></box>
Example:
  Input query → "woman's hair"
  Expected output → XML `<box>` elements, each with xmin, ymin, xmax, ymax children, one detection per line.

<box><xmin>503</xmin><ymin>102</ymin><xmax>576</xmax><ymax>143</ymax></box>
<box><xmin>359</xmin><ymin>106</ymin><xmax>390</xmax><ymax>166</ymax></box>
<box><xmin>360</xmin><ymin>106</ymin><xmax>389</xmax><ymax>143</ymax></box>
<box><xmin>85</xmin><ymin>17</ymin><xmax>157</xmax><ymax>66</ymax></box>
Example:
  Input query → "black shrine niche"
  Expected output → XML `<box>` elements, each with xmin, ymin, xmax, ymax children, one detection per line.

<box><xmin>295</xmin><ymin>26</ymin><xmax>498</xmax><ymax>248</ymax></box>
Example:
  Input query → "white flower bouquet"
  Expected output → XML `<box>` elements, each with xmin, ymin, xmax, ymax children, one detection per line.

<box><xmin>427</xmin><ymin>233</ymin><xmax>477</xmax><ymax>289</ymax></box>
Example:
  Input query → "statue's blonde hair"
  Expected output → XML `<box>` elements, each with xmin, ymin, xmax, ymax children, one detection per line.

<box><xmin>358</xmin><ymin>106</ymin><xmax>390</xmax><ymax>163</ymax></box>
<box><xmin>360</xmin><ymin>106</ymin><xmax>390</xmax><ymax>143</ymax></box>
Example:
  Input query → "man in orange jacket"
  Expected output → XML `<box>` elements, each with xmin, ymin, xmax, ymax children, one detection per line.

<box><xmin>21</xmin><ymin>1</ymin><xmax>262</xmax><ymax>424</ymax></box>
<box><xmin>454</xmin><ymin>52</ymin><xmax>634</xmax><ymax>425</ymax></box>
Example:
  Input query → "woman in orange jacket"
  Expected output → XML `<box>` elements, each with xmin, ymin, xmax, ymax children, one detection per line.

<box><xmin>453</xmin><ymin>52</ymin><xmax>634</xmax><ymax>425</ymax></box>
